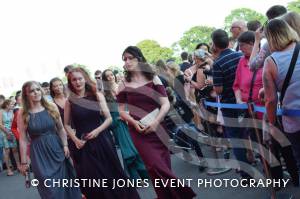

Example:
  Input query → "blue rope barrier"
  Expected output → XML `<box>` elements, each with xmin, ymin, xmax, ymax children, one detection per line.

<box><xmin>203</xmin><ymin>101</ymin><xmax>248</xmax><ymax>109</ymax></box>
<box><xmin>203</xmin><ymin>100</ymin><xmax>300</xmax><ymax>117</ymax></box>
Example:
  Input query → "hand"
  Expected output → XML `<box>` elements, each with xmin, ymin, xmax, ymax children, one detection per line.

<box><xmin>74</xmin><ymin>137</ymin><xmax>86</xmax><ymax>149</ymax></box>
<box><xmin>19</xmin><ymin>164</ymin><xmax>29</xmax><ymax>176</ymax></box>
<box><xmin>255</xmin><ymin>28</ymin><xmax>264</xmax><ymax>42</ymax></box>
<box><xmin>63</xmin><ymin>146</ymin><xmax>70</xmax><ymax>158</ymax></box>
<box><xmin>236</xmin><ymin>99</ymin><xmax>244</xmax><ymax>104</ymax></box>
<box><xmin>133</xmin><ymin>120</ymin><xmax>146</xmax><ymax>132</ymax></box>
<box><xmin>84</xmin><ymin>130</ymin><xmax>100</xmax><ymax>140</ymax></box>
<box><xmin>258</xmin><ymin>88</ymin><xmax>265</xmax><ymax>102</ymax></box>
<box><xmin>205</xmin><ymin>79</ymin><xmax>213</xmax><ymax>85</ymax></box>
<box><xmin>143</xmin><ymin>120</ymin><xmax>160</xmax><ymax>134</ymax></box>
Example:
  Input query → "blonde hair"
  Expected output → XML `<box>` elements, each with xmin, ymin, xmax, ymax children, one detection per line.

<box><xmin>281</xmin><ymin>12</ymin><xmax>300</xmax><ymax>37</ymax></box>
<box><xmin>21</xmin><ymin>81</ymin><xmax>60</xmax><ymax>127</ymax></box>
<box><xmin>264</xmin><ymin>19</ymin><xmax>299</xmax><ymax>51</ymax></box>
<box><xmin>166</xmin><ymin>62</ymin><xmax>181</xmax><ymax>88</ymax></box>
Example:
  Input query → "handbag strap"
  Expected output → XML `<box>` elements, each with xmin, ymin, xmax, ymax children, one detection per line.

<box><xmin>248</xmin><ymin>68</ymin><xmax>258</xmax><ymax>102</ymax></box>
<box><xmin>280</xmin><ymin>42</ymin><xmax>300</xmax><ymax>105</ymax></box>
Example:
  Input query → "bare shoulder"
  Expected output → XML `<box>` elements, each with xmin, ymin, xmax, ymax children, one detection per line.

<box><xmin>117</xmin><ymin>80</ymin><xmax>127</xmax><ymax>93</ymax></box>
<box><xmin>96</xmin><ymin>92</ymin><xmax>105</xmax><ymax>101</ymax></box>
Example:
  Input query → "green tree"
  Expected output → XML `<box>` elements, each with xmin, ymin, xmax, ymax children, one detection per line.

<box><xmin>177</xmin><ymin>26</ymin><xmax>215</xmax><ymax>52</ymax></box>
<box><xmin>108</xmin><ymin>65</ymin><xmax>123</xmax><ymax>75</ymax></box>
<box><xmin>136</xmin><ymin>40</ymin><xmax>174</xmax><ymax>64</ymax></box>
<box><xmin>288</xmin><ymin>0</ymin><xmax>300</xmax><ymax>13</ymax></box>
<box><xmin>224</xmin><ymin>8</ymin><xmax>266</xmax><ymax>31</ymax></box>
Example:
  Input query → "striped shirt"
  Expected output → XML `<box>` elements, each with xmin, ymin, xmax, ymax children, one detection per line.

<box><xmin>213</xmin><ymin>48</ymin><xmax>243</xmax><ymax>103</ymax></box>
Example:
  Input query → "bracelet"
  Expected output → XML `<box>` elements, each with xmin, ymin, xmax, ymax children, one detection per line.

<box><xmin>63</xmin><ymin>144</ymin><xmax>68</xmax><ymax>147</ymax></box>
<box><xmin>21</xmin><ymin>162</ymin><xmax>28</xmax><ymax>165</ymax></box>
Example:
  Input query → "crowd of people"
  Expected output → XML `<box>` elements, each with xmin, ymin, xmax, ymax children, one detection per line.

<box><xmin>0</xmin><ymin>4</ymin><xmax>300</xmax><ymax>199</ymax></box>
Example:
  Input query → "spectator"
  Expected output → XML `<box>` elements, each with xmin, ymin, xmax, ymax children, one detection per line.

<box><xmin>249</xmin><ymin>5</ymin><xmax>287</xmax><ymax>71</ymax></box>
<box><xmin>41</xmin><ymin>82</ymin><xmax>53</xmax><ymax>102</ymax></box>
<box><xmin>230</xmin><ymin>20</ymin><xmax>248</xmax><ymax>51</ymax></box>
<box><xmin>156</xmin><ymin>59</ymin><xmax>170</xmax><ymax>87</ymax></box>
<box><xmin>247</xmin><ymin>20</ymin><xmax>262</xmax><ymax>31</ymax></box>
<box><xmin>266</xmin><ymin>5</ymin><xmax>287</xmax><ymax>20</ymax></box>
<box><xmin>211</xmin><ymin>29</ymin><xmax>251</xmax><ymax>179</ymax></box>
<box><xmin>94</xmin><ymin>70</ymin><xmax>103</xmax><ymax>92</ymax></box>
<box><xmin>263</xmin><ymin>19</ymin><xmax>300</xmax><ymax>185</ymax></box>
<box><xmin>64</xmin><ymin>64</ymin><xmax>74</xmax><ymax>77</ymax></box>
<box><xmin>179</xmin><ymin>52</ymin><xmax>192</xmax><ymax>72</ymax></box>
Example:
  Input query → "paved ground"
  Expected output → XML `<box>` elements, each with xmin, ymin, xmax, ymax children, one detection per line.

<box><xmin>0</xmin><ymin>146</ymin><xmax>299</xmax><ymax>199</ymax></box>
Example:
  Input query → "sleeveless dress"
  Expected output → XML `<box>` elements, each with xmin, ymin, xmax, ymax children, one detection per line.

<box><xmin>53</xmin><ymin>100</ymin><xmax>76</xmax><ymax>163</ymax></box>
<box><xmin>108</xmin><ymin>99</ymin><xmax>148</xmax><ymax>180</ymax></box>
<box><xmin>117</xmin><ymin>81</ymin><xmax>196</xmax><ymax>199</ymax></box>
<box><xmin>69</xmin><ymin>96</ymin><xmax>140</xmax><ymax>199</ymax></box>
<box><xmin>27</xmin><ymin>109</ymin><xmax>81</xmax><ymax>199</ymax></box>
<box><xmin>1</xmin><ymin>110</ymin><xmax>17</xmax><ymax>148</ymax></box>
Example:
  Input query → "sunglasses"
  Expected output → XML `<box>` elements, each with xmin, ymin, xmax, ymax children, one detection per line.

<box><xmin>95</xmin><ymin>76</ymin><xmax>101</xmax><ymax>80</ymax></box>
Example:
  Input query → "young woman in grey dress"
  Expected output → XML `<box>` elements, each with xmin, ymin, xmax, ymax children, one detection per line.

<box><xmin>18</xmin><ymin>81</ymin><xmax>82</xmax><ymax>199</ymax></box>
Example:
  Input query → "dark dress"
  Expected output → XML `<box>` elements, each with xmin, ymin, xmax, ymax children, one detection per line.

<box><xmin>69</xmin><ymin>96</ymin><xmax>140</xmax><ymax>199</ymax></box>
<box><xmin>108</xmin><ymin>99</ymin><xmax>148</xmax><ymax>180</ymax></box>
<box><xmin>53</xmin><ymin>100</ymin><xmax>76</xmax><ymax>163</ymax></box>
<box><xmin>27</xmin><ymin>109</ymin><xmax>82</xmax><ymax>199</ymax></box>
<box><xmin>117</xmin><ymin>81</ymin><xmax>196</xmax><ymax>199</ymax></box>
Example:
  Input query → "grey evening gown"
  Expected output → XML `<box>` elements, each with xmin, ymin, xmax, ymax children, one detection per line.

<box><xmin>27</xmin><ymin>109</ymin><xmax>81</xmax><ymax>199</ymax></box>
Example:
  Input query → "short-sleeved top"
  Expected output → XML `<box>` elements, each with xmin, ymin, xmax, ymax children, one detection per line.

<box><xmin>213</xmin><ymin>48</ymin><xmax>243</xmax><ymax>103</ymax></box>
<box><xmin>116</xmin><ymin>81</ymin><xmax>167</xmax><ymax>121</ymax></box>
<box><xmin>233</xmin><ymin>56</ymin><xmax>263</xmax><ymax>102</ymax></box>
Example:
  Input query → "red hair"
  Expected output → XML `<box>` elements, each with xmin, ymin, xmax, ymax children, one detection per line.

<box><xmin>67</xmin><ymin>67</ymin><xmax>97</xmax><ymax>98</ymax></box>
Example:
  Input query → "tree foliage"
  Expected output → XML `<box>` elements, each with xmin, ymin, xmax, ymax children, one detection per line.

<box><xmin>224</xmin><ymin>8</ymin><xmax>266</xmax><ymax>31</ymax></box>
<box><xmin>136</xmin><ymin>40</ymin><xmax>174</xmax><ymax>64</ymax></box>
<box><xmin>288</xmin><ymin>0</ymin><xmax>300</xmax><ymax>13</ymax></box>
<box><xmin>177</xmin><ymin>26</ymin><xmax>215</xmax><ymax>52</ymax></box>
<box><xmin>108</xmin><ymin>65</ymin><xmax>123</xmax><ymax>75</ymax></box>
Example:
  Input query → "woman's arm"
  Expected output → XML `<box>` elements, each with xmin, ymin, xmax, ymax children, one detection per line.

<box><xmin>64</xmin><ymin>100</ymin><xmax>77</xmax><ymax>142</ymax></box>
<box><xmin>17</xmin><ymin>109</ymin><xmax>29</xmax><ymax>173</ymax></box>
<box><xmin>190</xmin><ymin>68</ymin><xmax>206</xmax><ymax>90</ymax></box>
<box><xmin>233</xmin><ymin>62</ymin><xmax>243</xmax><ymax>103</ymax></box>
<box><xmin>63</xmin><ymin>100</ymin><xmax>85</xmax><ymax>149</ymax></box>
<box><xmin>52</xmin><ymin>105</ymin><xmax>68</xmax><ymax>147</ymax></box>
<box><xmin>144</xmin><ymin>96</ymin><xmax>170</xmax><ymax>134</ymax></box>
<box><xmin>263</xmin><ymin>57</ymin><xmax>278</xmax><ymax>125</ymax></box>
<box><xmin>84</xmin><ymin>92</ymin><xmax>112</xmax><ymax>140</ymax></box>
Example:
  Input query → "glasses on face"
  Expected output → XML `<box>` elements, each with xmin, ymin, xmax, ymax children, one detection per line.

<box><xmin>95</xmin><ymin>76</ymin><xmax>101</xmax><ymax>80</ymax></box>
<box><xmin>123</xmin><ymin>56</ymin><xmax>136</xmax><ymax>62</ymax></box>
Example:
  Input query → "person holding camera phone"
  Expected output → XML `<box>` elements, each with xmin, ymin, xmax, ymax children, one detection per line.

<box><xmin>184</xmin><ymin>49</ymin><xmax>214</xmax><ymax>103</ymax></box>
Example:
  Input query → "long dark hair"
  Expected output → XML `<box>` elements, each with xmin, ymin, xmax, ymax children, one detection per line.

<box><xmin>122</xmin><ymin>46</ymin><xmax>155</xmax><ymax>82</ymax></box>
<box><xmin>49</xmin><ymin>77</ymin><xmax>66</xmax><ymax>98</ymax></box>
<box><xmin>67</xmin><ymin>67</ymin><xmax>97</xmax><ymax>99</ymax></box>
<box><xmin>102</xmin><ymin>69</ymin><xmax>117</xmax><ymax>102</ymax></box>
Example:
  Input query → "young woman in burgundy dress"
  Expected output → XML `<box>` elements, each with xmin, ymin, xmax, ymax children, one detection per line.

<box><xmin>117</xmin><ymin>46</ymin><xmax>196</xmax><ymax>199</ymax></box>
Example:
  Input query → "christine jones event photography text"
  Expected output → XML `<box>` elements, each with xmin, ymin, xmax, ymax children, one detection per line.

<box><xmin>0</xmin><ymin>0</ymin><xmax>300</xmax><ymax>199</ymax></box>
